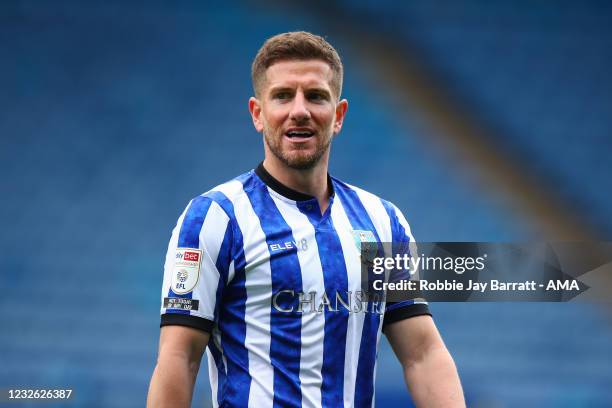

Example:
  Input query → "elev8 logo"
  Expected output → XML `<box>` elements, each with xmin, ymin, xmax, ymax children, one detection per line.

<box><xmin>269</xmin><ymin>238</ymin><xmax>309</xmax><ymax>253</ymax></box>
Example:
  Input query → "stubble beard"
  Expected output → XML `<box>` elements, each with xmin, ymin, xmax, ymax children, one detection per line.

<box><xmin>263</xmin><ymin>129</ymin><xmax>332</xmax><ymax>170</ymax></box>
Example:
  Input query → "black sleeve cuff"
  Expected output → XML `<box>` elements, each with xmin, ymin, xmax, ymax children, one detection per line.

<box><xmin>383</xmin><ymin>303</ymin><xmax>432</xmax><ymax>330</ymax></box>
<box><xmin>160</xmin><ymin>313</ymin><xmax>214</xmax><ymax>333</ymax></box>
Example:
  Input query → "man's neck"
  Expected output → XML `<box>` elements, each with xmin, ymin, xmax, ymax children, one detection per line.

<box><xmin>262</xmin><ymin>156</ymin><xmax>331</xmax><ymax>213</ymax></box>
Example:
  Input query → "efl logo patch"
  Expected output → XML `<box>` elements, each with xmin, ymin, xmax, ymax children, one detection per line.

<box><xmin>171</xmin><ymin>248</ymin><xmax>202</xmax><ymax>294</ymax></box>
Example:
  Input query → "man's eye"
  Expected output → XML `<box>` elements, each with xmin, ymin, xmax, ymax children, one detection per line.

<box><xmin>308</xmin><ymin>93</ymin><xmax>327</xmax><ymax>102</ymax></box>
<box><xmin>274</xmin><ymin>92</ymin><xmax>291</xmax><ymax>100</ymax></box>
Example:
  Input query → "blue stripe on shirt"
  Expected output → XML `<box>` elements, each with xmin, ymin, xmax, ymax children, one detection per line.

<box><xmin>208</xmin><ymin>340</ymin><xmax>227</xmax><ymax>407</ymax></box>
<box><xmin>334</xmin><ymin>184</ymin><xmax>382</xmax><ymax>408</ymax></box>
<box><xmin>244</xmin><ymin>176</ymin><xmax>303</xmax><ymax>408</ymax></box>
<box><xmin>298</xmin><ymin>198</ymin><xmax>349</xmax><ymax>408</ymax></box>
<box><xmin>206</xmin><ymin>188</ymin><xmax>250</xmax><ymax>407</ymax></box>
<box><xmin>380</xmin><ymin>200</ymin><xmax>415</xmax><ymax>294</ymax></box>
<box><xmin>210</xmin><ymin>222</ymin><xmax>233</xmax><ymax>405</ymax></box>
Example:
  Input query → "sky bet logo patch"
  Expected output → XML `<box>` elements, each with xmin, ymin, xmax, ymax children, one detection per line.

<box><xmin>183</xmin><ymin>251</ymin><xmax>200</xmax><ymax>262</ymax></box>
<box><xmin>171</xmin><ymin>248</ymin><xmax>202</xmax><ymax>294</ymax></box>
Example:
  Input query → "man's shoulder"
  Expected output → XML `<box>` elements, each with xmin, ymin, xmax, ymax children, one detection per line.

<box><xmin>332</xmin><ymin>176</ymin><xmax>415</xmax><ymax>240</ymax></box>
<box><xmin>186</xmin><ymin>169</ymin><xmax>256</xmax><ymax>217</ymax></box>
<box><xmin>203</xmin><ymin>169</ymin><xmax>255</xmax><ymax>200</ymax></box>
<box><xmin>331</xmin><ymin>175</ymin><xmax>397</xmax><ymax>212</ymax></box>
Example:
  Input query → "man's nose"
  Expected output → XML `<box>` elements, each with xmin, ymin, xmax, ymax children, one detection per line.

<box><xmin>289</xmin><ymin>93</ymin><xmax>311</xmax><ymax>122</ymax></box>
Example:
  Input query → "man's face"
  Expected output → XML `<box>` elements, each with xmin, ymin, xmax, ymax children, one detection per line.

<box><xmin>249</xmin><ymin>59</ymin><xmax>348</xmax><ymax>170</ymax></box>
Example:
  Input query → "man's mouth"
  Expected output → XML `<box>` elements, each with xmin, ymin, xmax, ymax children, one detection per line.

<box><xmin>285</xmin><ymin>129</ymin><xmax>315</xmax><ymax>139</ymax></box>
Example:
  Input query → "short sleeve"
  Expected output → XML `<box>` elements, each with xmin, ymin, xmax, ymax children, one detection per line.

<box><xmin>383</xmin><ymin>204</ymin><xmax>431</xmax><ymax>329</ymax></box>
<box><xmin>159</xmin><ymin>195</ymin><xmax>233</xmax><ymax>333</ymax></box>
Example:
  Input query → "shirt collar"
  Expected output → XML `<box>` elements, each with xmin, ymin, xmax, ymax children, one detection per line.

<box><xmin>255</xmin><ymin>162</ymin><xmax>334</xmax><ymax>202</ymax></box>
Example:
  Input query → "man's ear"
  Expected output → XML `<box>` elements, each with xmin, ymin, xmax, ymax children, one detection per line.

<box><xmin>249</xmin><ymin>97</ymin><xmax>264</xmax><ymax>133</ymax></box>
<box><xmin>333</xmin><ymin>99</ymin><xmax>348</xmax><ymax>135</ymax></box>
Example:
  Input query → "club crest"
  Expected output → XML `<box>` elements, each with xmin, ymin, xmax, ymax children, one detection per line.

<box><xmin>352</xmin><ymin>230</ymin><xmax>378</xmax><ymax>263</ymax></box>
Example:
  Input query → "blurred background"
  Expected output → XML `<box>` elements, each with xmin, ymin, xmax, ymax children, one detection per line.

<box><xmin>1</xmin><ymin>0</ymin><xmax>612</xmax><ymax>406</ymax></box>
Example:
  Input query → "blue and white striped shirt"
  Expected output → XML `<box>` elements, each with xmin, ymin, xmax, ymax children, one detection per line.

<box><xmin>160</xmin><ymin>163</ymin><xmax>430</xmax><ymax>408</ymax></box>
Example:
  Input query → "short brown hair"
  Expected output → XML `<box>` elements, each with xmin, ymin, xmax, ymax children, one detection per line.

<box><xmin>251</xmin><ymin>31</ymin><xmax>344</xmax><ymax>100</ymax></box>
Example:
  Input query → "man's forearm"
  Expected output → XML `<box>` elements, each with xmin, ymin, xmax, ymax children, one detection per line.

<box><xmin>147</xmin><ymin>353</ymin><xmax>200</xmax><ymax>408</ymax></box>
<box><xmin>403</xmin><ymin>344</ymin><xmax>465</xmax><ymax>408</ymax></box>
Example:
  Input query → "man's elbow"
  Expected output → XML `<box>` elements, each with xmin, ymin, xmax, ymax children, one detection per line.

<box><xmin>403</xmin><ymin>346</ymin><xmax>465</xmax><ymax>407</ymax></box>
<box><xmin>148</xmin><ymin>352</ymin><xmax>201</xmax><ymax>408</ymax></box>
<box><xmin>401</xmin><ymin>333</ymin><xmax>449</xmax><ymax>371</ymax></box>
<box><xmin>156</xmin><ymin>346</ymin><xmax>202</xmax><ymax>378</ymax></box>
<box><xmin>404</xmin><ymin>343</ymin><xmax>452</xmax><ymax>376</ymax></box>
<box><xmin>187</xmin><ymin>357</ymin><xmax>202</xmax><ymax>378</ymax></box>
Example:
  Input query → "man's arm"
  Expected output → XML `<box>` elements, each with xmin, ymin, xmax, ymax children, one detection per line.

<box><xmin>385</xmin><ymin>315</ymin><xmax>465</xmax><ymax>408</ymax></box>
<box><xmin>147</xmin><ymin>325</ymin><xmax>210</xmax><ymax>408</ymax></box>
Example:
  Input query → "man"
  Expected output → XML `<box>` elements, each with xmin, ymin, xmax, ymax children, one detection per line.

<box><xmin>147</xmin><ymin>31</ymin><xmax>464</xmax><ymax>408</ymax></box>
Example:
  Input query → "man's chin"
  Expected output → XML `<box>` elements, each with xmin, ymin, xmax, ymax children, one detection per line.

<box><xmin>279</xmin><ymin>152</ymin><xmax>322</xmax><ymax>170</ymax></box>
<box><xmin>283</xmin><ymin>157</ymin><xmax>319</xmax><ymax>170</ymax></box>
